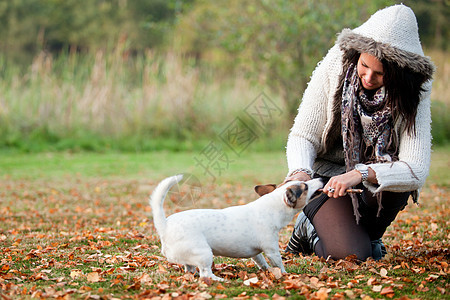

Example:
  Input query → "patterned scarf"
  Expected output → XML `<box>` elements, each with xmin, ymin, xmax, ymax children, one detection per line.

<box><xmin>341</xmin><ymin>64</ymin><xmax>397</xmax><ymax>221</ymax></box>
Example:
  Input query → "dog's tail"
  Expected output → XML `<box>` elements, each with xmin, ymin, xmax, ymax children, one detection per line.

<box><xmin>150</xmin><ymin>174</ymin><xmax>183</xmax><ymax>236</ymax></box>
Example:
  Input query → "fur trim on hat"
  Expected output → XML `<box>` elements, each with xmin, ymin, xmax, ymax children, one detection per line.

<box><xmin>337</xmin><ymin>29</ymin><xmax>435</xmax><ymax>80</ymax></box>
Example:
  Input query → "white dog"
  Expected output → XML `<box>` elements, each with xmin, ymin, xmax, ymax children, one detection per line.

<box><xmin>150</xmin><ymin>174</ymin><xmax>323</xmax><ymax>281</ymax></box>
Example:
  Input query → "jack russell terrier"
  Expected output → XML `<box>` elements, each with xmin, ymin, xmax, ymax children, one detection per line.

<box><xmin>150</xmin><ymin>174</ymin><xmax>323</xmax><ymax>281</ymax></box>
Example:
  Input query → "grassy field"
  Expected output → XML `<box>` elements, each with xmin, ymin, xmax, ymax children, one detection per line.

<box><xmin>0</xmin><ymin>47</ymin><xmax>448</xmax><ymax>152</ymax></box>
<box><xmin>0</xmin><ymin>147</ymin><xmax>448</xmax><ymax>299</ymax></box>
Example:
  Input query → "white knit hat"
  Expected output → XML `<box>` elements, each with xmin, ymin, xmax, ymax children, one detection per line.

<box><xmin>353</xmin><ymin>4</ymin><xmax>424</xmax><ymax>56</ymax></box>
<box><xmin>337</xmin><ymin>4</ymin><xmax>435</xmax><ymax>79</ymax></box>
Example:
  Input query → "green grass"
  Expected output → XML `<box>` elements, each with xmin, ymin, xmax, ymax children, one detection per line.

<box><xmin>0</xmin><ymin>49</ymin><xmax>294</xmax><ymax>153</ymax></box>
<box><xmin>0</xmin><ymin>145</ymin><xmax>447</xmax><ymax>186</ymax></box>
<box><xmin>429</xmin><ymin>146</ymin><xmax>450</xmax><ymax>187</ymax></box>
<box><xmin>0</xmin><ymin>149</ymin><xmax>289</xmax><ymax>185</ymax></box>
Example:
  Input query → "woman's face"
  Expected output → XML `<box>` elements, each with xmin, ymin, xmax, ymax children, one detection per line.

<box><xmin>357</xmin><ymin>53</ymin><xmax>384</xmax><ymax>90</ymax></box>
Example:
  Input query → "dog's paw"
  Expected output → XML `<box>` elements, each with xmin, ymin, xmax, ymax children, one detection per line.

<box><xmin>200</xmin><ymin>275</ymin><xmax>224</xmax><ymax>282</ymax></box>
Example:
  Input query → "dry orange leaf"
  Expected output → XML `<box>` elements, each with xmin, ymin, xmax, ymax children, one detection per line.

<box><xmin>268</xmin><ymin>267</ymin><xmax>283</xmax><ymax>280</ymax></box>
<box><xmin>69</xmin><ymin>269</ymin><xmax>82</xmax><ymax>279</ymax></box>
<box><xmin>372</xmin><ymin>285</ymin><xmax>382</xmax><ymax>292</ymax></box>
<box><xmin>86</xmin><ymin>271</ymin><xmax>100</xmax><ymax>283</ymax></box>
<box><xmin>380</xmin><ymin>286</ymin><xmax>395</xmax><ymax>298</ymax></box>
<box><xmin>158</xmin><ymin>264</ymin><xmax>167</xmax><ymax>273</ymax></box>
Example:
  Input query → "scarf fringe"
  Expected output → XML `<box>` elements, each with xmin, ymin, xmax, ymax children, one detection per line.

<box><xmin>341</xmin><ymin>64</ymin><xmax>400</xmax><ymax>223</ymax></box>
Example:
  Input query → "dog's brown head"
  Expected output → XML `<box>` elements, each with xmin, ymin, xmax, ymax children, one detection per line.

<box><xmin>283</xmin><ymin>183</ymin><xmax>310</xmax><ymax>208</ymax></box>
<box><xmin>255</xmin><ymin>179</ymin><xmax>323</xmax><ymax>209</ymax></box>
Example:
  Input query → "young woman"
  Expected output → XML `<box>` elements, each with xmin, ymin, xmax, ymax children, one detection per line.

<box><xmin>284</xmin><ymin>4</ymin><xmax>435</xmax><ymax>260</ymax></box>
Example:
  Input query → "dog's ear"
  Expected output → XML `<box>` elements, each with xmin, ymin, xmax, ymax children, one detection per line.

<box><xmin>254</xmin><ymin>184</ymin><xmax>277</xmax><ymax>196</ymax></box>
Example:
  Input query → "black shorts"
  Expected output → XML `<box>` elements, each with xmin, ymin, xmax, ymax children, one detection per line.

<box><xmin>303</xmin><ymin>177</ymin><xmax>409</xmax><ymax>241</ymax></box>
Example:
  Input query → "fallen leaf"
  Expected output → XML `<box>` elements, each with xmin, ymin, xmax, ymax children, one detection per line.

<box><xmin>268</xmin><ymin>267</ymin><xmax>283</xmax><ymax>279</ymax></box>
<box><xmin>344</xmin><ymin>289</ymin><xmax>356</xmax><ymax>299</ymax></box>
<box><xmin>430</xmin><ymin>223</ymin><xmax>438</xmax><ymax>231</ymax></box>
<box><xmin>86</xmin><ymin>272</ymin><xmax>100</xmax><ymax>283</ymax></box>
<box><xmin>138</xmin><ymin>273</ymin><xmax>152</xmax><ymax>284</ymax></box>
<box><xmin>380</xmin><ymin>286</ymin><xmax>395</xmax><ymax>298</ymax></box>
<box><xmin>196</xmin><ymin>292</ymin><xmax>212</xmax><ymax>299</ymax></box>
<box><xmin>200</xmin><ymin>277</ymin><xmax>213</xmax><ymax>286</ymax></box>
<box><xmin>425</xmin><ymin>274</ymin><xmax>439</xmax><ymax>282</ymax></box>
<box><xmin>70</xmin><ymin>269</ymin><xmax>83</xmax><ymax>279</ymax></box>
<box><xmin>367</xmin><ymin>276</ymin><xmax>378</xmax><ymax>286</ymax></box>
<box><xmin>372</xmin><ymin>285</ymin><xmax>382</xmax><ymax>292</ymax></box>
<box><xmin>315</xmin><ymin>287</ymin><xmax>330</xmax><ymax>300</ymax></box>
<box><xmin>126</xmin><ymin>282</ymin><xmax>141</xmax><ymax>290</ymax></box>
<box><xmin>243</xmin><ymin>277</ymin><xmax>258</xmax><ymax>286</ymax></box>
<box><xmin>238</xmin><ymin>270</ymin><xmax>247</xmax><ymax>280</ymax></box>
<box><xmin>157</xmin><ymin>264</ymin><xmax>167</xmax><ymax>273</ymax></box>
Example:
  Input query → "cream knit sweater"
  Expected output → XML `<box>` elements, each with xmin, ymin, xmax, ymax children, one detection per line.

<box><xmin>286</xmin><ymin>5</ymin><xmax>435</xmax><ymax>194</ymax></box>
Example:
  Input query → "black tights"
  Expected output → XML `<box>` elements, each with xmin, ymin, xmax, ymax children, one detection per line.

<box><xmin>304</xmin><ymin>189</ymin><xmax>409</xmax><ymax>260</ymax></box>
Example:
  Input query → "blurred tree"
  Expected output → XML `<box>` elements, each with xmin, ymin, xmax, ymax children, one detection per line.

<box><xmin>404</xmin><ymin>0</ymin><xmax>449</xmax><ymax>50</ymax></box>
<box><xmin>0</xmin><ymin>0</ymin><xmax>194</xmax><ymax>63</ymax></box>
<box><xmin>0</xmin><ymin>0</ymin><xmax>445</xmax><ymax>110</ymax></box>
<box><xmin>173</xmin><ymin>0</ymin><xmax>396</xmax><ymax>116</ymax></box>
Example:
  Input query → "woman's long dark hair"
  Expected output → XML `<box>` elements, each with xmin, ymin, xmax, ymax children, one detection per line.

<box><xmin>383</xmin><ymin>60</ymin><xmax>428</xmax><ymax>134</ymax></box>
<box><xmin>335</xmin><ymin>49</ymin><xmax>428</xmax><ymax>135</ymax></box>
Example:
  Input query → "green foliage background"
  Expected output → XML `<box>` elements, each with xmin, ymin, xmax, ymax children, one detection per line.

<box><xmin>0</xmin><ymin>0</ymin><xmax>448</xmax><ymax>152</ymax></box>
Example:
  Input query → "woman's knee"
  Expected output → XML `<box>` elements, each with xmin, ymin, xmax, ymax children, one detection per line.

<box><xmin>312</xmin><ymin>195</ymin><xmax>372</xmax><ymax>260</ymax></box>
<box><xmin>315</xmin><ymin>239</ymin><xmax>372</xmax><ymax>261</ymax></box>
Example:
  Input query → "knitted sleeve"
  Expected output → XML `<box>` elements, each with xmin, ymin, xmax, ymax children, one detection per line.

<box><xmin>286</xmin><ymin>45</ymin><xmax>342</xmax><ymax>175</ymax></box>
<box><xmin>365</xmin><ymin>80</ymin><xmax>433</xmax><ymax>193</ymax></box>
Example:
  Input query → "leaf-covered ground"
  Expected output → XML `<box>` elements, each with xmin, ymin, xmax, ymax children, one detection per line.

<box><xmin>0</xmin><ymin>174</ymin><xmax>448</xmax><ymax>300</ymax></box>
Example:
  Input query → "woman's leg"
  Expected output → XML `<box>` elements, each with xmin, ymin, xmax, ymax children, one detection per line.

<box><xmin>358</xmin><ymin>191</ymin><xmax>409</xmax><ymax>241</ymax></box>
<box><xmin>288</xmin><ymin>175</ymin><xmax>409</xmax><ymax>260</ymax></box>
<box><xmin>310</xmin><ymin>195</ymin><xmax>372</xmax><ymax>260</ymax></box>
<box><xmin>310</xmin><ymin>191</ymin><xmax>409</xmax><ymax>260</ymax></box>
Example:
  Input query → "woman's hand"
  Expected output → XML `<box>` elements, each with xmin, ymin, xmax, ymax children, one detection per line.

<box><xmin>324</xmin><ymin>167</ymin><xmax>377</xmax><ymax>198</ymax></box>
<box><xmin>323</xmin><ymin>170</ymin><xmax>362</xmax><ymax>198</ymax></box>
<box><xmin>283</xmin><ymin>172</ymin><xmax>311</xmax><ymax>184</ymax></box>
